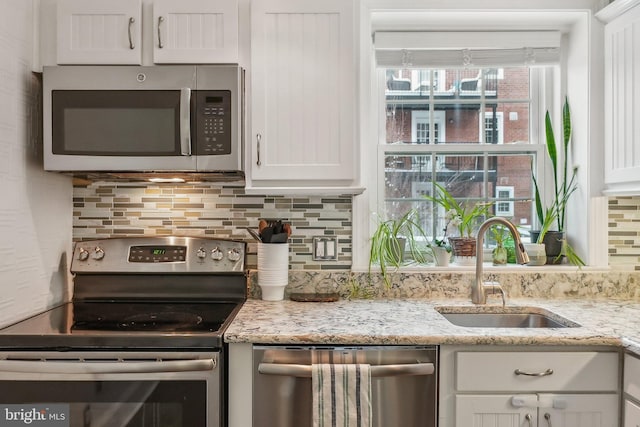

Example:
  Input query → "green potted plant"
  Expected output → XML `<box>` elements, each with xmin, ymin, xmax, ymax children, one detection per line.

<box><xmin>424</xmin><ymin>182</ymin><xmax>492</xmax><ymax>264</ymax></box>
<box><xmin>531</xmin><ymin>97</ymin><xmax>584</xmax><ymax>266</ymax></box>
<box><xmin>369</xmin><ymin>209</ymin><xmax>428</xmax><ymax>287</ymax></box>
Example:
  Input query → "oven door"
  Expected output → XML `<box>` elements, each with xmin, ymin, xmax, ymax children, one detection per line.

<box><xmin>43</xmin><ymin>65</ymin><xmax>197</xmax><ymax>172</ymax></box>
<box><xmin>0</xmin><ymin>351</ymin><xmax>220</xmax><ymax>427</ymax></box>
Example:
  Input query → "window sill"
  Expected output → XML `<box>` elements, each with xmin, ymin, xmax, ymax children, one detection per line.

<box><xmin>356</xmin><ymin>263</ymin><xmax>612</xmax><ymax>274</ymax></box>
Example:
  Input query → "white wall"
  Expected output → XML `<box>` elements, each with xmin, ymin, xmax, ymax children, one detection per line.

<box><xmin>0</xmin><ymin>0</ymin><xmax>72</xmax><ymax>327</ymax></box>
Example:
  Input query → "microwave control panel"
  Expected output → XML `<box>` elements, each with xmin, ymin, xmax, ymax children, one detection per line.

<box><xmin>193</xmin><ymin>90</ymin><xmax>232</xmax><ymax>155</ymax></box>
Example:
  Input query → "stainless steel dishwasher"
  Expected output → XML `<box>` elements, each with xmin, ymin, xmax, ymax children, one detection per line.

<box><xmin>253</xmin><ymin>345</ymin><xmax>438</xmax><ymax>427</ymax></box>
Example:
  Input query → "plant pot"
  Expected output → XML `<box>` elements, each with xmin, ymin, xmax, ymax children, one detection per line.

<box><xmin>449</xmin><ymin>237</ymin><xmax>476</xmax><ymax>257</ymax></box>
<box><xmin>492</xmin><ymin>246</ymin><xmax>508</xmax><ymax>265</ymax></box>
<box><xmin>431</xmin><ymin>246</ymin><xmax>450</xmax><ymax>267</ymax></box>
<box><xmin>449</xmin><ymin>237</ymin><xmax>476</xmax><ymax>266</ymax></box>
<box><xmin>530</xmin><ymin>230</ymin><xmax>565</xmax><ymax>265</ymax></box>
<box><xmin>524</xmin><ymin>243</ymin><xmax>546</xmax><ymax>266</ymax></box>
<box><xmin>389</xmin><ymin>237</ymin><xmax>407</xmax><ymax>263</ymax></box>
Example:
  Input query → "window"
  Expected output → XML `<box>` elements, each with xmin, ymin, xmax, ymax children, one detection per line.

<box><xmin>355</xmin><ymin>13</ymin><xmax>602</xmax><ymax>269</ymax></box>
<box><xmin>381</xmin><ymin>65</ymin><xmax>545</xmax><ymax>245</ymax></box>
<box><xmin>484</xmin><ymin>112</ymin><xmax>504</xmax><ymax>144</ymax></box>
<box><xmin>495</xmin><ymin>186</ymin><xmax>515</xmax><ymax>217</ymax></box>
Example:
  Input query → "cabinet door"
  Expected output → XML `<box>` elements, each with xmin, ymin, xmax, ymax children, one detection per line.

<box><xmin>153</xmin><ymin>0</ymin><xmax>238</xmax><ymax>64</ymax></box>
<box><xmin>56</xmin><ymin>0</ymin><xmax>141</xmax><ymax>64</ymax></box>
<box><xmin>456</xmin><ymin>395</ymin><xmax>537</xmax><ymax>427</ymax></box>
<box><xmin>250</xmin><ymin>0</ymin><xmax>356</xmax><ymax>183</ymax></box>
<box><xmin>603</xmin><ymin>2</ymin><xmax>640</xmax><ymax>194</ymax></box>
<box><xmin>625</xmin><ymin>399</ymin><xmax>640</xmax><ymax>427</ymax></box>
<box><xmin>540</xmin><ymin>394</ymin><xmax>618</xmax><ymax>427</ymax></box>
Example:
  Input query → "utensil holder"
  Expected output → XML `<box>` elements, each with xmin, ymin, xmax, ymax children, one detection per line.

<box><xmin>257</xmin><ymin>243</ymin><xmax>289</xmax><ymax>301</ymax></box>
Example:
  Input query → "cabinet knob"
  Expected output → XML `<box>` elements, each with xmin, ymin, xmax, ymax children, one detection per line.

<box><xmin>525</xmin><ymin>413</ymin><xmax>533</xmax><ymax>427</ymax></box>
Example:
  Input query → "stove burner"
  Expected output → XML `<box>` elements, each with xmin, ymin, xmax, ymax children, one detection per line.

<box><xmin>119</xmin><ymin>312</ymin><xmax>204</xmax><ymax>331</ymax></box>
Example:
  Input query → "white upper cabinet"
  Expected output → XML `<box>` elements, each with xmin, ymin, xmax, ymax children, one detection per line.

<box><xmin>51</xmin><ymin>0</ymin><xmax>239</xmax><ymax>65</ymax></box>
<box><xmin>248</xmin><ymin>0</ymin><xmax>358</xmax><ymax>193</ymax></box>
<box><xmin>152</xmin><ymin>0</ymin><xmax>238</xmax><ymax>64</ymax></box>
<box><xmin>56</xmin><ymin>0</ymin><xmax>142</xmax><ymax>64</ymax></box>
<box><xmin>598</xmin><ymin>0</ymin><xmax>640</xmax><ymax>195</ymax></box>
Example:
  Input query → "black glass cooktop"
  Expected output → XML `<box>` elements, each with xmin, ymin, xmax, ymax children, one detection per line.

<box><xmin>71</xmin><ymin>302</ymin><xmax>239</xmax><ymax>333</ymax></box>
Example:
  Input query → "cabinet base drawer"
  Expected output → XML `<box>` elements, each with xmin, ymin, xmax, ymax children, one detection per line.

<box><xmin>456</xmin><ymin>351</ymin><xmax>619</xmax><ymax>392</ymax></box>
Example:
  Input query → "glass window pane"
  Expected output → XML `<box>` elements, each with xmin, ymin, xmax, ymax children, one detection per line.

<box><xmin>487</xmin><ymin>154</ymin><xmax>535</xmax><ymax>235</ymax></box>
<box><xmin>381</xmin><ymin>66</ymin><xmax>540</xmax><ymax>258</ymax></box>
<box><xmin>385</xmin><ymin>67</ymin><xmax>531</xmax><ymax>146</ymax></box>
<box><xmin>384</xmin><ymin>154</ymin><xmax>434</xmax><ymax>199</ymax></box>
<box><xmin>383</xmin><ymin>153</ymin><xmax>536</xmax><ymax>241</ymax></box>
<box><xmin>440</xmin><ymin>104</ymin><xmax>480</xmax><ymax>144</ymax></box>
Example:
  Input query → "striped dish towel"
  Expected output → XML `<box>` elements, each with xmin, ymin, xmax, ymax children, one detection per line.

<box><xmin>312</xmin><ymin>363</ymin><xmax>372</xmax><ymax>427</ymax></box>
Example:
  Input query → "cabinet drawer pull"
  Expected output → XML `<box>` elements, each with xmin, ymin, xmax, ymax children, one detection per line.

<box><xmin>158</xmin><ymin>16</ymin><xmax>165</xmax><ymax>49</ymax></box>
<box><xmin>544</xmin><ymin>412</ymin><xmax>552</xmax><ymax>427</ymax></box>
<box><xmin>514</xmin><ymin>368</ymin><xmax>553</xmax><ymax>377</ymax></box>
<box><xmin>128</xmin><ymin>17</ymin><xmax>135</xmax><ymax>50</ymax></box>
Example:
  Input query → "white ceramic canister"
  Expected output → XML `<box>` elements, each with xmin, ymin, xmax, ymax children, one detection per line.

<box><xmin>257</xmin><ymin>242</ymin><xmax>289</xmax><ymax>300</ymax></box>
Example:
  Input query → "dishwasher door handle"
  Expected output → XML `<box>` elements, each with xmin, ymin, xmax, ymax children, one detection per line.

<box><xmin>258</xmin><ymin>362</ymin><xmax>435</xmax><ymax>378</ymax></box>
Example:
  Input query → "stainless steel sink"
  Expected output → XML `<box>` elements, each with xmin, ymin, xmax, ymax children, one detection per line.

<box><xmin>435</xmin><ymin>306</ymin><xmax>580</xmax><ymax>328</ymax></box>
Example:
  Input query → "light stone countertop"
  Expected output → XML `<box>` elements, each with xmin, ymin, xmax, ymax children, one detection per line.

<box><xmin>224</xmin><ymin>298</ymin><xmax>640</xmax><ymax>354</ymax></box>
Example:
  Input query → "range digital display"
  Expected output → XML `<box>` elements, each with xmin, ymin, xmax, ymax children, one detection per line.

<box><xmin>129</xmin><ymin>245</ymin><xmax>186</xmax><ymax>263</ymax></box>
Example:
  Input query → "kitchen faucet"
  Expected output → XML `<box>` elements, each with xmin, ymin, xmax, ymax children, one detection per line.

<box><xmin>473</xmin><ymin>217</ymin><xmax>530</xmax><ymax>305</ymax></box>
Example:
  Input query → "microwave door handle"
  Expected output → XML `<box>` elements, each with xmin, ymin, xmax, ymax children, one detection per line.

<box><xmin>180</xmin><ymin>88</ymin><xmax>192</xmax><ymax>156</ymax></box>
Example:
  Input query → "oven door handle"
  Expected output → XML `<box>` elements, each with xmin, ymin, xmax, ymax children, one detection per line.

<box><xmin>258</xmin><ymin>361</ymin><xmax>434</xmax><ymax>378</ymax></box>
<box><xmin>0</xmin><ymin>359</ymin><xmax>215</xmax><ymax>374</ymax></box>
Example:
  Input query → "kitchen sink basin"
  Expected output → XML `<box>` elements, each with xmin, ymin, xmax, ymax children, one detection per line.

<box><xmin>435</xmin><ymin>306</ymin><xmax>580</xmax><ymax>328</ymax></box>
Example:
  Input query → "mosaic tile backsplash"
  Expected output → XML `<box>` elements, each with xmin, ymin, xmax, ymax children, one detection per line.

<box><xmin>609</xmin><ymin>197</ymin><xmax>640</xmax><ymax>270</ymax></box>
<box><xmin>73</xmin><ymin>182</ymin><xmax>639</xmax><ymax>270</ymax></box>
<box><xmin>72</xmin><ymin>183</ymin><xmax>352</xmax><ymax>270</ymax></box>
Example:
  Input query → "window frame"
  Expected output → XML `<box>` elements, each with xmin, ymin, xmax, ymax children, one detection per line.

<box><xmin>354</xmin><ymin>5</ymin><xmax>607</xmax><ymax>270</ymax></box>
<box><xmin>378</xmin><ymin>67</ymin><xmax>545</xmax><ymax>247</ymax></box>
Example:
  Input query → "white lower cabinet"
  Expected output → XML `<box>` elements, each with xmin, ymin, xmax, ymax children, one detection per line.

<box><xmin>624</xmin><ymin>354</ymin><xmax>640</xmax><ymax>427</ymax></box>
<box><xmin>439</xmin><ymin>347</ymin><xmax>620</xmax><ymax>427</ymax></box>
<box><xmin>456</xmin><ymin>394</ymin><xmax>535</xmax><ymax>427</ymax></box>
<box><xmin>456</xmin><ymin>394</ymin><xmax>618</xmax><ymax>427</ymax></box>
<box><xmin>625</xmin><ymin>400</ymin><xmax>640</xmax><ymax>427</ymax></box>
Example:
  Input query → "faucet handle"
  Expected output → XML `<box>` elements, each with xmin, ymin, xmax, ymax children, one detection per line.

<box><xmin>483</xmin><ymin>281</ymin><xmax>507</xmax><ymax>307</ymax></box>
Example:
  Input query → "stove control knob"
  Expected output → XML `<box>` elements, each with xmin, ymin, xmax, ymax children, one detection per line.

<box><xmin>92</xmin><ymin>246</ymin><xmax>105</xmax><ymax>260</ymax></box>
<box><xmin>78</xmin><ymin>248</ymin><xmax>89</xmax><ymax>261</ymax></box>
<box><xmin>210</xmin><ymin>247</ymin><xmax>224</xmax><ymax>261</ymax></box>
<box><xmin>228</xmin><ymin>248</ymin><xmax>242</xmax><ymax>262</ymax></box>
<box><xmin>196</xmin><ymin>247</ymin><xmax>207</xmax><ymax>259</ymax></box>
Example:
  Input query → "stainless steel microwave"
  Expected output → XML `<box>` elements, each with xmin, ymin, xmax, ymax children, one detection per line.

<box><xmin>43</xmin><ymin>65</ymin><xmax>243</xmax><ymax>177</ymax></box>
